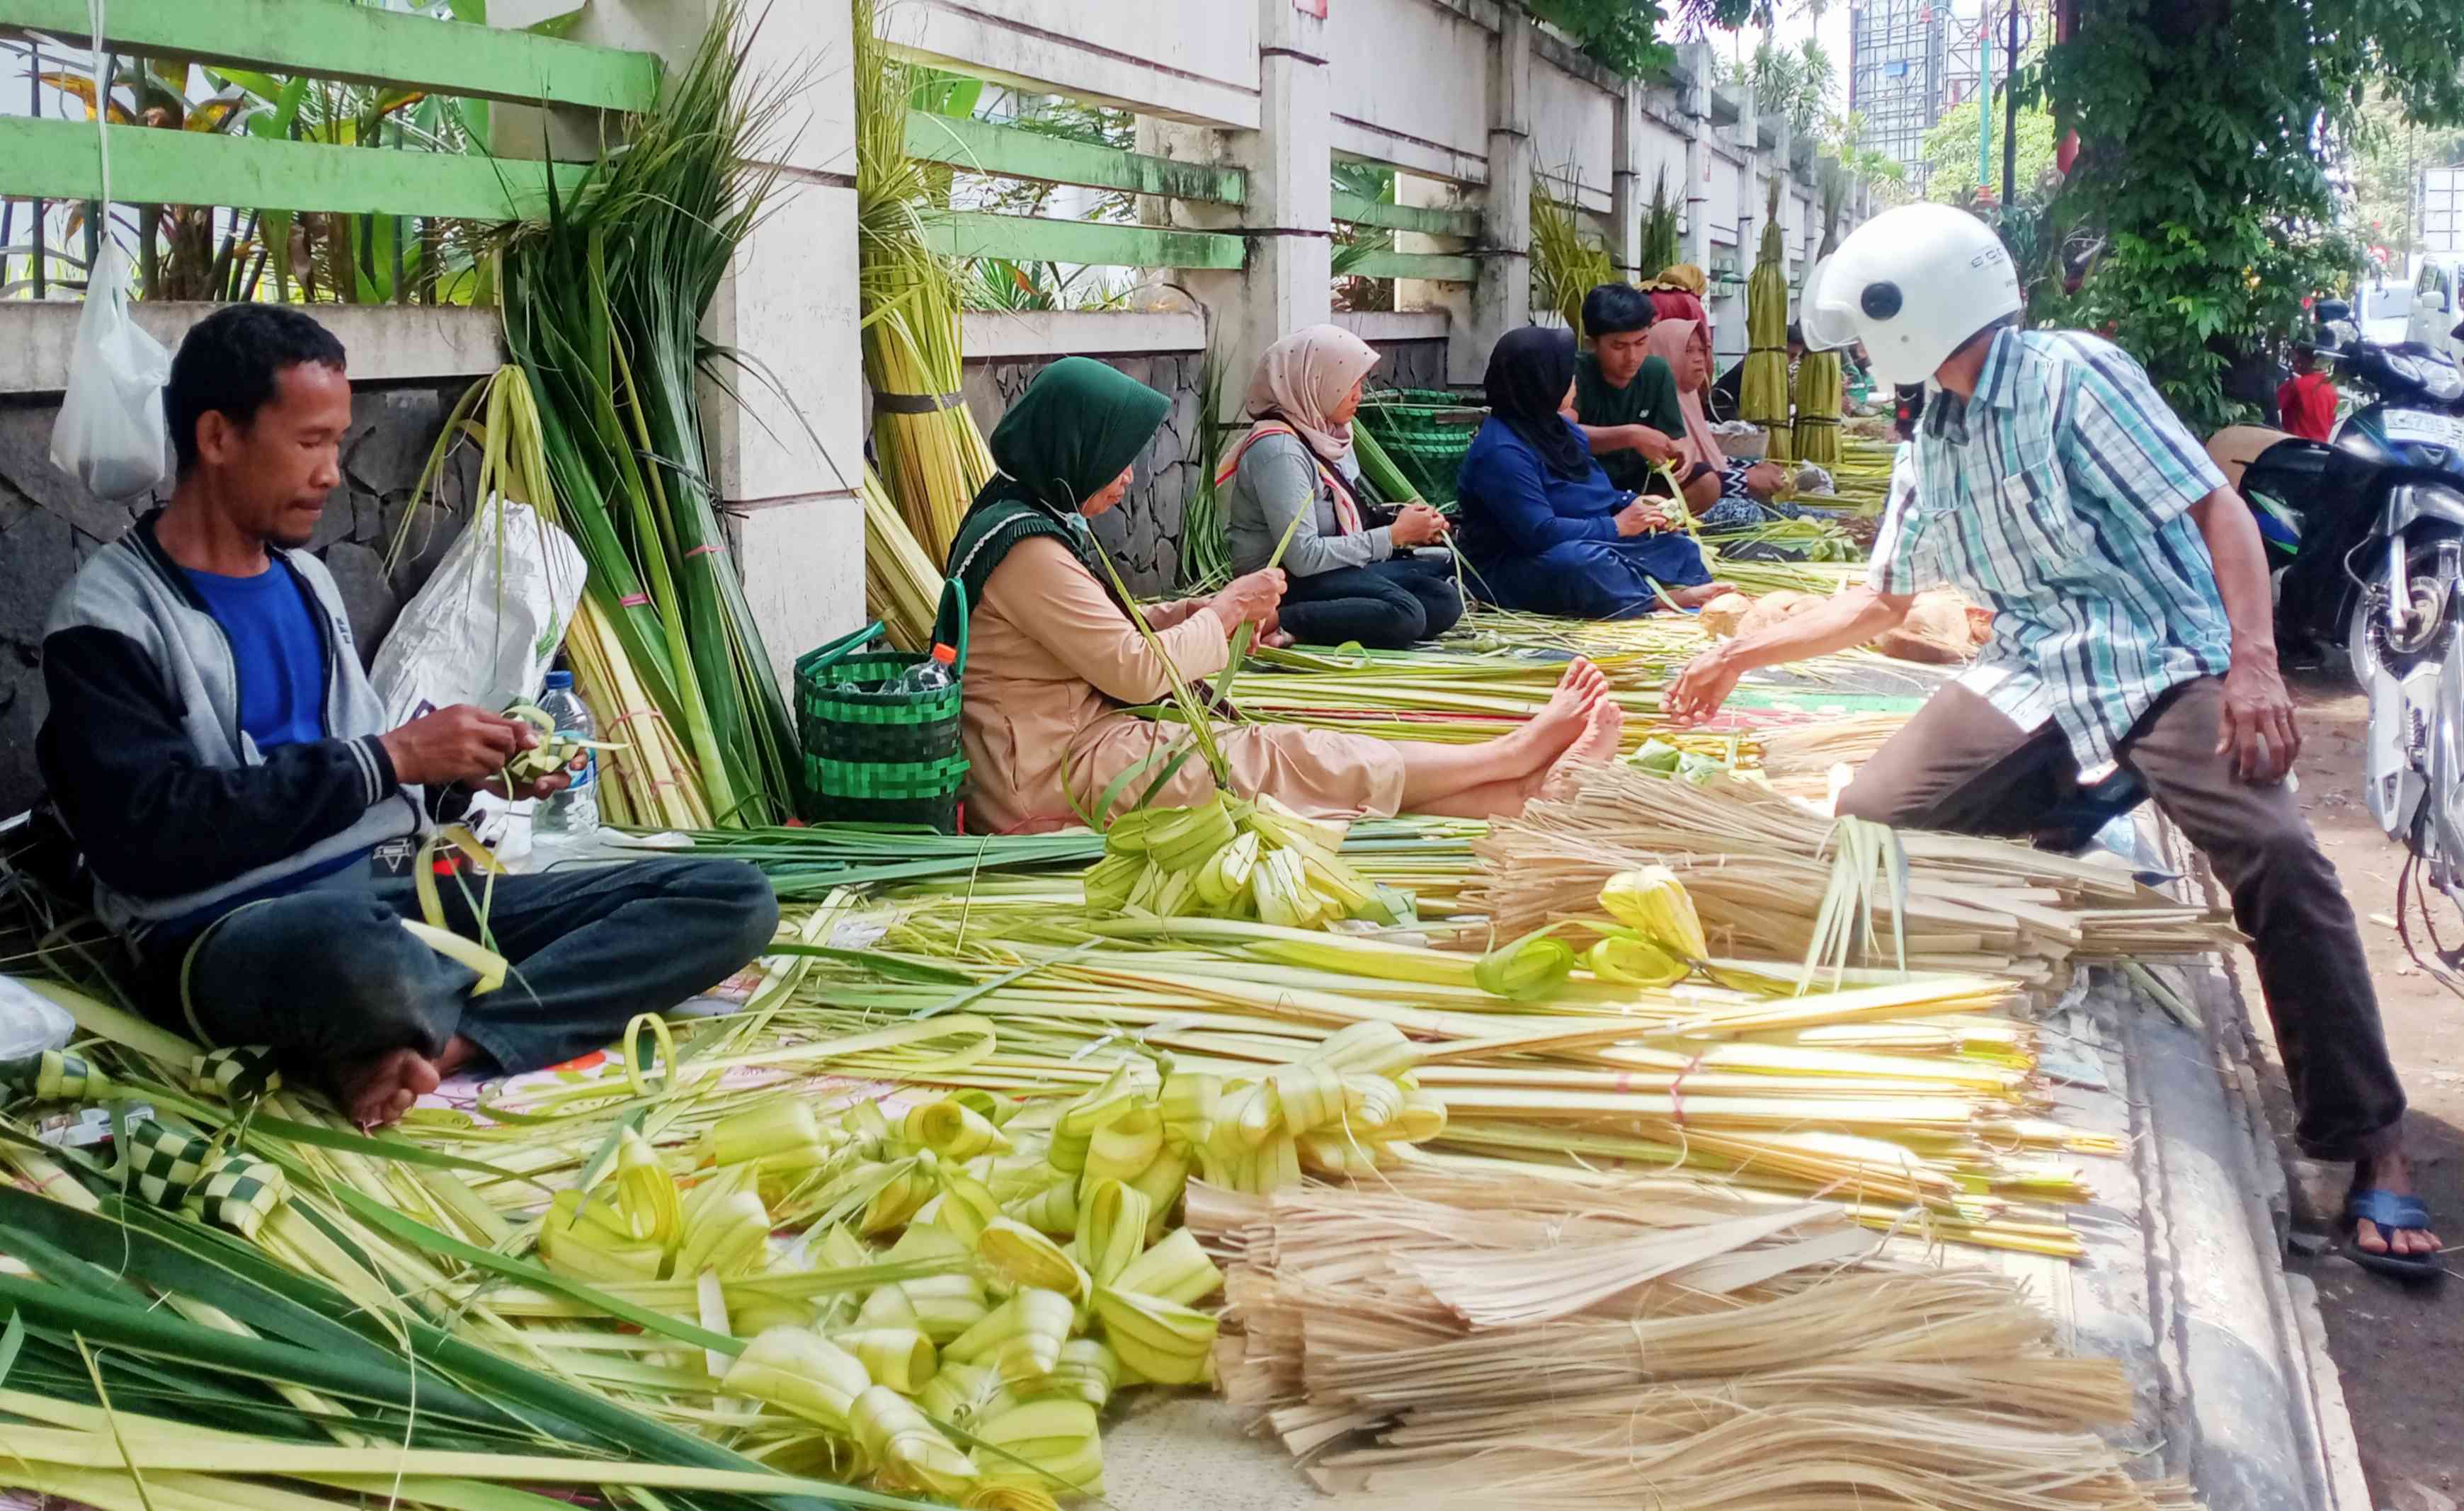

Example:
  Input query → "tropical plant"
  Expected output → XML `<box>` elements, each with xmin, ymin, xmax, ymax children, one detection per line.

<box><xmin>1641</xmin><ymin>165</ymin><xmax>1683</xmax><ymax>278</ymax></box>
<box><xmin>2038</xmin><ymin>0</ymin><xmax>2464</xmax><ymax>430</ymax></box>
<box><xmin>1728</xmin><ymin>37</ymin><xmax>1836</xmax><ymax>136</ymax></box>
<box><xmin>962</xmin><ymin>258</ymin><xmax>1133</xmax><ymax>312</ymax></box>
<box><xmin>1530</xmin><ymin>176</ymin><xmax>1618</xmax><ymax>331</ymax></box>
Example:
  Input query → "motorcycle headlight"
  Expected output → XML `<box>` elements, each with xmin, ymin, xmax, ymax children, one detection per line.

<box><xmin>2386</xmin><ymin>352</ymin><xmax>2428</xmax><ymax>387</ymax></box>
<box><xmin>2425</xmin><ymin>361</ymin><xmax>2464</xmax><ymax>404</ymax></box>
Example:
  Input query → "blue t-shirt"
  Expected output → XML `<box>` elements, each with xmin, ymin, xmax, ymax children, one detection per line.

<box><xmin>169</xmin><ymin>561</ymin><xmax>366</xmax><ymax>932</ymax></box>
<box><xmin>183</xmin><ymin>561</ymin><xmax>331</xmax><ymax>754</ymax></box>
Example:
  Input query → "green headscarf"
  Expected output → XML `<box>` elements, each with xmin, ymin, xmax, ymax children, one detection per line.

<box><xmin>944</xmin><ymin>357</ymin><xmax>1173</xmax><ymax>623</ymax></box>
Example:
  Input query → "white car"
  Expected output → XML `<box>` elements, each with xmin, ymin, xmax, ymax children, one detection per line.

<box><xmin>2405</xmin><ymin>256</ymin><xmax>2463</xmax><ymax>360</ymax></box>
<box><xmin>2356</xmin><ymin>279</ymin><xmax>2412</xmax><ymax>346</ymax></box>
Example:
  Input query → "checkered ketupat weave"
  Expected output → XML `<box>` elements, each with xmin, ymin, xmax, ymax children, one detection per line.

<box><xmin>188</xmin><ymin>1153</ymin><xmax>287</xmax><ymax>1239</ymax></box>
<box><xmin>0</xmin><ymin>1049</ymin><xmax>101</xmax><ymax>1103</ymax></box>
<box><xmin>192</xmin><ymin>1045</ymin><xmax>283</xmax><ymax>1102</ymax></box>
<box><xmin>127</xmin><ymin>1117</ymin><xmax>213</xmax><ymax>1207</ymax></box>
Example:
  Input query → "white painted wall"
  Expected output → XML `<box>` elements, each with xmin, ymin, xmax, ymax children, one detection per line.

<box><xmin>1328</xmin><ymin>0</ymin><xmax>1493</xmax><ymax>183</ymax></box>
<box><xmin>1528</xmin><ymin>56</ymin><xmax>1616</xmax><ymax>213</ymax></box>
<box><xmin>890</xmin><ymin>0</ymin><xmax>1261</xmax><ymax>128</ymax></box>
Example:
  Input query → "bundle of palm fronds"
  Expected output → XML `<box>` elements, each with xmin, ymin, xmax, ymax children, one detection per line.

<box><xmin>1529</xmin><ymin>176</ymin><xmax>1616</xmax><ymax>332</ymax></box>
<box><xmin>856</xmin><ymin>0</ymin><xmax>996</xmax><ymax>563</ymax></box>
<box><xmin>1467</xmin><ymin>763</ymin><xmax>2233</xmax><ymax>986</ymax></box>
<box><xmin>1190</xmin><ymin>1173</ymin><xmax>2200</xmax><ymax>1510</ymax></box>
<box><xmin>1175</xmin><ymin>352</ymin><xmax>1235</xmax><ymax>592</ymax></box>
<box><xmin>495</xmin><ymin>6</ymin><xmax>799</xmax><ymax>827</ymax></box>
<box><xmin>1792</xmin><ymin>171</ymin><xmax>1851</xmax><ymax>464</ymax></box>
<box><xmin>864</xmin><ymin>465</ymin><xmax>945</xmax><ymax>651</ymax></box>
<box><xmin>1743</xmin><ymin>180</ymin><xmax>1793</xmax><ymax>460</ymax></box>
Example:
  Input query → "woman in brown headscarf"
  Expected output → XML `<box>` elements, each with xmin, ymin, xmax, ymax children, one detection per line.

<box><xmin>1220</xmin><ymin>325</ymin><xmax>1461</xmax><ymax>649</ymax></box>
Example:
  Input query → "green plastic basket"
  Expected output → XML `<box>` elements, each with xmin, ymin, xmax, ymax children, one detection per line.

<box><xmin>1355</xmin><ymin>387</ymin><xmax>1487</xmax><ymax>506</ymax></box>
<box><xmin>794</xmin><ymin>581</ymin><xmax>970</xmax><ymax>831</ymax></box>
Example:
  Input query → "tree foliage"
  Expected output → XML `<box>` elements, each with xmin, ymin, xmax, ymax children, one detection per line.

<box><xmin>1530</xmin><ymin>0</ymin><xmax>1774</xmax><ymax>79</ymax></box>
<box><xmin>2040</xmin><ymin>0</ymin><xmax>2464</xmax><ymax>431</ymax></box>
<box><xmin>1920</xmin><ymin>99</ymin><xmax>2060</xmax><ymax>206</ymax></box>
<box><xmin>2346</xmin><ymin>84</ymin><xmax>2464</xmax><ymax>264</ymax></box>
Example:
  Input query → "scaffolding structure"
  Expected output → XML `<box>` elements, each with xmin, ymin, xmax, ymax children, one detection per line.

<box><xmin>1849</xmin><ymin>0</ymin><xmax>1948</xmax><ymax>190</ymax></box>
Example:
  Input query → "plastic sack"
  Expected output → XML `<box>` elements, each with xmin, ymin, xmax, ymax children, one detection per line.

<box><xmin>0</xmin><ymin>976</ymin><xmax>75</xmax><ymax>1064</ymax></box>
<box><xmin>49</xmin><ymin>239</ymin><xmax>173</xmax><ymax>501</ymax></box>
<box><xmin>372</xmin><ymin>499</ymin><xmax>588</xmax><ymax>729</ymax></box>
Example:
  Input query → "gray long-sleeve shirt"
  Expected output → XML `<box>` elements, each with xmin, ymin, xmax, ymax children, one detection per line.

<box><xmin>1224</xmin><ymin>430</ymin><xmax>1393</xmax><ymax>578</ymax></box>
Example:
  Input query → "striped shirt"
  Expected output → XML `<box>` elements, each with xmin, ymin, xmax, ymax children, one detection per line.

<box><xmin>1867</xmin><ymin>329</ymin><xmax>2233</xmax><ymax>777</ymax></box>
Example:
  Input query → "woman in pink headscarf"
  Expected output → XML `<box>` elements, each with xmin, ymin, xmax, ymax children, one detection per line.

<box><xmin>1642</xmin><ymin>317</ymin><xmax>1797</xmax><ymax>530</ymax></box>
<box><xmin>1220</xmin><ymin>324</ymin><xmax>1462</xmax><ymax>649</ymax></box>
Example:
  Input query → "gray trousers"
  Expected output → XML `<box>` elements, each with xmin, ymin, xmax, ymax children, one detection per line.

<box><xmin>1839</xmin><ymin>676</ymin><xmax>2406</xmax><ymax>1162</ymax></box>
<box><xmin>151</xmin><ymin>857</ymin><xmax>777</xmax><ymax>1077</ymax></box>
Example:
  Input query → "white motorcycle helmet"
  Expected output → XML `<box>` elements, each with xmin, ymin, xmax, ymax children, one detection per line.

<box><xmin>1803</xmin><ymin>203</ymin><xmax>2021</xmax><ymax>387</ymax></box>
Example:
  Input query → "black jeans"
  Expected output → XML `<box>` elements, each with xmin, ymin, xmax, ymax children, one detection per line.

<box><xmin>1277</xmin><ymin>554</ymin><xmax>1464</xmax><ymax>649</ymax></box>
<box><xmin>153</xmin><ymin>857</ymin><xmax>778</xmax><ymax>1077</ymax></box>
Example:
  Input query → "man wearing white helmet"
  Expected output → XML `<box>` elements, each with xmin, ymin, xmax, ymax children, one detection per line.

<box><xmin>1667</xmin><ymin>203</ymin><xmax>2435</xmax><ymax>1278</ymax></box>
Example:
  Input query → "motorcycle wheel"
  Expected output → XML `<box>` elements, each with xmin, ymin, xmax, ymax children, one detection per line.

<box><xmin>2346</xmin><ymin>532</ymin><xmax>2460</xmax><ymax>689</ymax></box>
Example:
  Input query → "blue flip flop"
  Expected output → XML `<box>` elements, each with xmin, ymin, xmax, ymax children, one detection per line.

<box><xmin>2342</xmin><ymin>1189</ymin><xmax>2443</xmax><ymax>1282</ymax></box>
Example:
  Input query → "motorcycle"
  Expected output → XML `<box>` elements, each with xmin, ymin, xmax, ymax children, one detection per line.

<box><xmin>2211</xmin><ymin>320</ymin><xmax>2464</xmax><ymax>908</ymax></box>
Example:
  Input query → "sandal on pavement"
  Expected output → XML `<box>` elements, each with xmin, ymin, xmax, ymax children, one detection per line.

<box><xmin>2341</xmin><ymin>1189</ymin><xmax>2444</xmax><ymax>1282</ymax></box>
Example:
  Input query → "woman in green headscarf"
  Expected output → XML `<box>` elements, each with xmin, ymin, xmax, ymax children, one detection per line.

<box><xmin>947</xmin><ymin>358</ymin><xmax>1625</xmax><ymax>834</ymax></box>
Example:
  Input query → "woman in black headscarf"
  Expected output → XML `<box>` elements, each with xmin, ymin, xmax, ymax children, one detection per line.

<box><xmin>1454</xmin><ymin>327</ymin><xmax>1723</xmax><ymax>619</ymax></box>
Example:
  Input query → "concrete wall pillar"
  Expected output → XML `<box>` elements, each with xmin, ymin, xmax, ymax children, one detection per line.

<box><xmin>1609</xmin><ymin>81</ymin><xmax>1644</xmax><ymax>280</ymax></box>
<box><xmin>1465</xmin><ymin>6</ymin><xmax>1532</xmax><ymax>382</ymax></box>
<box><xmin>1144</xmin><ymin>0</ymin><xmax>1331</xmax><ymax>418</ymax></box>
<box><xmin>494</xmin><ymin>0</ymin><xmax>866</xmax><ymax>694</ymax></box>
<box><xmin>1678</xmin><ymin>42</ymin><xmax>1711</xmax><ymax>270</ymax></box>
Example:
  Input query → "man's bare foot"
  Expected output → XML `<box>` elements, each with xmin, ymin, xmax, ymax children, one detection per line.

<box><xmin>1665</xmin><ymin>582</ymin><xmax>1732</xmax><ymax>612</ymax></box>
<box><xmin>1539</xmin><ymin>699</ymin><xmax>1626</xmax><ymax>802</ymax></box>
<box><xmin>333</xmin><ymin>1047</ymin><xmax>443</xmax><ymax>1129</ymax></box>
<box><xmin>434</xmin><ymin>1034</ymin><xmax>481</xmax><ymax>1079</ymax></box>
<box><xmin>2351</xmin><ymin>1151</ymin><xmax>2442</xmax><ymax>1260</ymax></box>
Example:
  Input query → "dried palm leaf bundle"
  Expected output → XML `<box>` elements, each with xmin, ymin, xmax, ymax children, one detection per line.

<box><xmin>1468</xmin><ymin>763</ymin><xmax>2233</xmax><ymax>984</ymax></box>
<box><xmin>865</xmin><ymin>464</ymin><xmax>945</xmax><ymax>652</ymax></box>
<box><xmin>1188</xmin><ymin>1172</ymin><xmax>2199</xmax><ymax>1511</ymax></box>
<box><xmin>855</xmin><ymin>0</ymin><xmax>995</xmax><ymax>562</ymax></box>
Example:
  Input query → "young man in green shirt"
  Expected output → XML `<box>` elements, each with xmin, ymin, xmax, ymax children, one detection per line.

<box><xmin>1564</xmin><ymin>283</ymin><xmax>1686</xmax><ymax>494</ymax></box>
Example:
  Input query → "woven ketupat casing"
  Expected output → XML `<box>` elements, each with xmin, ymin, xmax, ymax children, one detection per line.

<box><xmin>129</xmin><ymin>1118</ymin><xmax>213</xmax><ymax>1208</ymax></box>
<box><xmin>189</xmin><ymin>1152</ymin><xmax>287</xmax><ymax>1239</ymax></box>
<box><xmin>193</xmin><ymin>1044</ymin><xmax>283</xmax><ymax>1103</ymax></box>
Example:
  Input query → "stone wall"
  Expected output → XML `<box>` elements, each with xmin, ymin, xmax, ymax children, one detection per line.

<box><xmin>959</xmin><ymin>350</ymin><xmax>1204</xmax><ymax>596</ymax></box>
<box><xmin>0</xmin><ymin>384</ymin><xmax>478</xmax><ymax>816</ymax></box>
<box><xmin>1367</xmin><ymin>339</ymin><xmax>1454</xmax><ymax>394</ymax></box>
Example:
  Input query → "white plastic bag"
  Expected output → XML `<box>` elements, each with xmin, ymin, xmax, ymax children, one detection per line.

<box><xmin>47</xmin><ymin>0</ymin><xmax>173</xmax><ymax>506</ymax></box>
<box><xmin>372</xmin><ymin>498</ymin><xmax>588</xmax><ymax>729</ymax></box>
<box><xmin>372</xmin><ymin>501</ymin><xmax>588</xmax><ymax>860</ymax></box>
<box><xmin>0</xmin><ymin>976</ymin><xmax>75</xmax><ymax>1064</ymax></box>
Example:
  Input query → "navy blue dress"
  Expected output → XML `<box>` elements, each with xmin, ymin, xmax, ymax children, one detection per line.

<box><xmin>1454</xmin><ymin>416</ymin><xmax>1713</xmax><ymax>619</ymax></box>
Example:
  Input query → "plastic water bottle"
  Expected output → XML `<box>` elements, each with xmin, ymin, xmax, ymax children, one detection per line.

<box><xmin>534</xmin><ymin>670</ymin><xmax>600</xmax><ymax>842</ymax></box>
<box><xmin>890</xmin><ymin>643</ymin><xmax>958</xmax><ymax>696</ymax></box>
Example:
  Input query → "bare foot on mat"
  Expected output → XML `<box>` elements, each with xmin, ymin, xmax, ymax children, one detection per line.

<box><xmin>334</xmin><ymin>1047</ymin><xmax>442</xmax><ymax>1129</ymax></box>
<box><xmin>1666</xmin><ymin>583</ymin><xmax>1733</xmax><ymax>611</ymax></box>
<box><xmin>1541</xmin><ymin>699</ymin><xmax>1626</xmax><ymax>802</ymax></box>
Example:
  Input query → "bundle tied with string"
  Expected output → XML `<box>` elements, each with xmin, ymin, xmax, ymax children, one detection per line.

<box><xmin>1743</xmin><ymin>179</ymin><xmax>1793</xmax><ymax>461</ymax></box>
<box><xmin>856</xmin><ymin>0</ymin><xmax>996</xmax><ymax>563</ymax></box>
